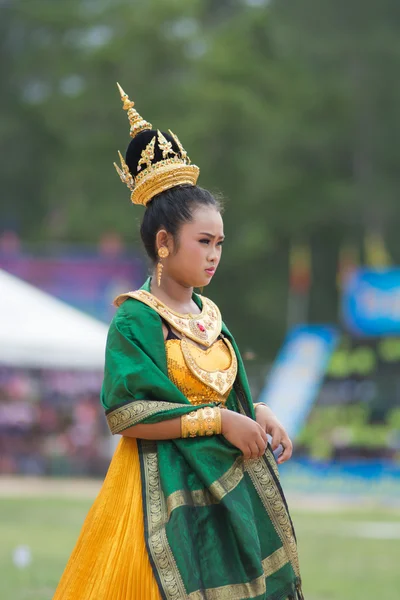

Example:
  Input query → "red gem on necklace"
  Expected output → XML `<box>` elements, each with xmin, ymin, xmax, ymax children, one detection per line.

<box><xmin>197</xmin><ymin>322</ymin><xmax>206</xmax><ymax>332</ymax></box>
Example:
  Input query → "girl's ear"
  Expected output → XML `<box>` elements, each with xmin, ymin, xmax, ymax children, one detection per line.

<box><xmin>155</xmin><ymin>229</ymin><xmax>168</xmax><ymax>252</ymax></box>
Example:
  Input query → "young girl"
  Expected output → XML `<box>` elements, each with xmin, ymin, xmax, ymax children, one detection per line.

<box><xmin>53</xmin><ymin>84</ymin><xmax>304</xmax><ymax>600</ymax></box>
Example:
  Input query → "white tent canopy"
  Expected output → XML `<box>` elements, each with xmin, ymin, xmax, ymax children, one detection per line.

<box><xmin>0</xmin><ymin>268</ymin><xmax>109</xmax><ymax>370</ymax></box>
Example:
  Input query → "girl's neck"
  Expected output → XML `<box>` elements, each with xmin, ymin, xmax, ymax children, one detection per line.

<box><xmin>149</xmin><ymin>274</ymin><xmax>199</xmax><ymax>315</ymax></box>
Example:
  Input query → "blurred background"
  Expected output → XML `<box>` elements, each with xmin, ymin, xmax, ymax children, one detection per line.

<box><xmin>1</xmin><ymin>1</ymin><xmax>400</xmax><ymax>599</ymax></box>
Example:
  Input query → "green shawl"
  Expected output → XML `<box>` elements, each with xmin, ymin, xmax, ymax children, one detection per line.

<box><xmin>101</xmin><ymin>278</ymin><xmax>303</xmax><ymax>600</ymax></box>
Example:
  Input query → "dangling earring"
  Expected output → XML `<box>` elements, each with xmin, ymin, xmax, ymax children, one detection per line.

<box><xmin>157</xmin><ymin>247</ymin><xmax>169</xmax><ymax>287</ymax></box>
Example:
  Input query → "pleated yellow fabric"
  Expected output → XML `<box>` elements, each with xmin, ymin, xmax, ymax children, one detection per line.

<box><xmin>53</xmin><ymin>437</ymin><xmax>162</xmax><ymax>600</ymax></box>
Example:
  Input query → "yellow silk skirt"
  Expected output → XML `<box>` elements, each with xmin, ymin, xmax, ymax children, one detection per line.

<box><xmin>53</xmin><ymin>437</ymin><xmax>162</xmax><ymax>600</ymax></box>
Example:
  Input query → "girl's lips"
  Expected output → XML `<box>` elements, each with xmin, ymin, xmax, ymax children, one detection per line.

<box><xmin>205</xmin><ymin>268</ymin><xmax>215</xmax><ymax>276</ymax></box>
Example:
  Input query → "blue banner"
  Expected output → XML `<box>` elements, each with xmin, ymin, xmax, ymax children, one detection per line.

<box><xmin>342</xmin><ymin>268</ymin><xmax>400</xmax><ymax>336</ymax></box>
<box><xmin>258</xmin><ymin>325</ymin><xmax>339</xmax><ymax>440</ymax></box>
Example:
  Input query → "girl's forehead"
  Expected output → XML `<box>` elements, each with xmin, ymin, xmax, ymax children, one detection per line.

<box><xmin>188</xmin><ymin>206</ymin><xmax>224</xmax><ymax>232</ymax></box>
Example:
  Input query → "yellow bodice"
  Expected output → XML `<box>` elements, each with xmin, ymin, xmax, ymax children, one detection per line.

<box><xmin>165</xmin><ymin>338</ymin><xmax>236</xmax><ymax>406</ymax></box>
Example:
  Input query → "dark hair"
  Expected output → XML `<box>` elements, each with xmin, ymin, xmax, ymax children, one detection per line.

<box><xmin>140</xmin><ymin>184</ymin><xmax>223</xmax><ymax>262</ymax></box>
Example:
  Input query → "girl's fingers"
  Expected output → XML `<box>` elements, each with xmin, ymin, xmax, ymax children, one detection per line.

<box><xmin>270</xmin><ymin>427</ymin><xmax>281</xmax><ymax>451</ymax></box>
<box><xmin>277</xmin><ymin>438</ymin><xmax>293</xmax><ymax>464</ymax></box>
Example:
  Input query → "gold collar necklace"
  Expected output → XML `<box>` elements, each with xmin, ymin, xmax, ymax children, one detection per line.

<box><xmin>114</xmin><ymin>289</ymin><xmax>222</xmax><ymax>347</ymax></box>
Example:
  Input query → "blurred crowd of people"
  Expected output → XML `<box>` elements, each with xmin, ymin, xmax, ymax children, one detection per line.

<box><xmin>0</xmin><ymin>367</ymin><xmax>110</xmax><ymax>477</ymax></box>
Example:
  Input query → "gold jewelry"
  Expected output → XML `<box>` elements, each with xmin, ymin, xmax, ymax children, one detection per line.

<box><xmin>158</xmin><ymin>247</ymin><xmax>169</xmax><ymax>259</ymax></box>
<box><xmin>181</xmin><ymin>406</ymin><xmax>222</xmax><ymax>438</ymax></box>
<box><xmin>215</xmin><ymin>406</ymin><xmax>222</xmax><ymax>434</ymax></box>
<box><xmin>202</xmin><ymin>406</ymin><xmax>222</xmax><ymax>436</ymax></box>
<box><xmin>137</xmin><ymin>137</ymin><xmax>156</xmax><ymax>171</ymax></box>
<box><xmin>157</xmin><ymin>262</ymin><xmax>163</xmax><ymax>287</ymax></box>
<box><xmin>156</xmin><ymin>247</ymin><xmax>169</xmax><ymax>287</ymax></box>
<box><xmin>116</xmin><ymin>82</ymin><xmax>152</xmax><ymax>137</ymax></box>
<box><xmin>113</xmin><ymin>83</ymin><xmax>199</xmax><ymax>207</ymax></box>
<box><xmin>181</xmin><ymin>410</ymin><xmax>200</xmax><ymax>438</ymax></box>
<box><xmin>113</xmin><ymin>289</ymin><xmax>222</xmax><ymax>347</ymax></box>
<box><xmin>197</xmin><ymin>409</ymin><xmax>206</xmax><ymax>437</ymax></box>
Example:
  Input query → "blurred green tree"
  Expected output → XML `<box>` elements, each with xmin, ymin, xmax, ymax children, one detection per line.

<box><xmin>3</xmin><ymin>0</ymin><xmax>400</xmax><ymax>359</ymax></box>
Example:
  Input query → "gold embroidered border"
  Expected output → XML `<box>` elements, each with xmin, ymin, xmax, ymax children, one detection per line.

<box><xmin>142</xmin><ymin>441</ymin><xmax>188</xmax><ymax>600</ymax></box>
<box><xmin>167</xmin><ymin>488</ymin><xmax>218</xmax><ymax>518</ymax></box>
<box><xmin>106</xmin><ymin>400</ymin><xmax>188</xmax><ymax>434</ymax></box>
<box><xmin>209</xmin><ymin>456</ymin><xmax>244</xmax><ymax>500</ymax></box>
<box><xmin>187</xmin><ymin>547</ymin><xmax>288</xmax><ymax>600</ymax></box>
<box><xmin>166</xmin><ymin>456</ymin><xmax>244</xmax><ymax>519</ymax></box>
<box><xmin>188</xmin><ymin>573</ymin><xmax>266</xmax><ymax>600</ymax></box>
<box><xmin>236</xmin><ymin>392</ymin><xmax>300</xmax><ymax>578</ymax></box>
<box><xmin>245</xmin><ymin>460</ymin><xmax>300</xmax><ymax>577</ymax></box>
<box><xmin>265</xmin><ymin>447</ymin><xmax>280</xmax><ymax>480</ymax></box>
<box><xmin>262</xmin><ymin>546</ymin><xmax>289</xmax><ymax>577</ymax></box>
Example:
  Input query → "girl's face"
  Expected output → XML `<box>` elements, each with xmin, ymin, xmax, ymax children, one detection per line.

<box><xmin>162</xmin><ymin>205</ymin><xmax>224</xmax><ymax>289</ymax></box>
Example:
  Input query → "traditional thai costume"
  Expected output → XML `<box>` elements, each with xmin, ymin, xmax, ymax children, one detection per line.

<box><xmin>53</xmin><ymin>85</ymin><xmax>304</xmax><ymax>600</ymax></box>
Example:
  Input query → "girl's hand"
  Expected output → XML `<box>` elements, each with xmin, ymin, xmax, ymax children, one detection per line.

<box><xmin>221</xmin><ymin>410</ymin><xmax>268</xmax><ymax>460</ymax></box>
<box><xmin>255</xmin><ymin>404</ymin><xmax>293</xmax><ymax>464</ymax></box>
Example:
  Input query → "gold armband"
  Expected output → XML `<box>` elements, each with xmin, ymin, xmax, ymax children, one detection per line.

<box><xmin>181</xmin><ymin>406</ymin><xmax>222</xmax><ymax>438</ymax></box>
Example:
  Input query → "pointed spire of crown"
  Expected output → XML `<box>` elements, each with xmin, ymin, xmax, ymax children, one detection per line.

<box><xmin>117</xmin><ymin>82</ymin><xmax>152</xmax><ymax>138</ymax></box>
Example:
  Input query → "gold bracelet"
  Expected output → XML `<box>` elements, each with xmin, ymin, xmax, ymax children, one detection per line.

<box><xmin>181</xmin><ymin>407</ymin><xmax>222</xmax><ymax>438</ymax></box>
<box><xmin>197</xmin><ymin>408</ymin><xmax>206</xmax><ymax>437</ymax></box>
<box><xmin>202</xmin><ymin>407</ymin><xmax>214</xmax><ymax>436</ymax></box>
<box><xmin>181</xmin><ymin>414</ymin><xmax>190</xmax><ymax>438</ymax></box>
<box><xmin>181</xmin><ymin>410</ymin><xmax>200</xmax><ymax>438</ymax></box>
<box><xmin>202</xmin><ymin>406</ymin><xmax>222</xmax><ymax>436</ymax></box>
<box><xmin>214</xmin><ymin>407</ymin><xmax>222</xmax><ymax>435</ymax></box>
<box><xmin>181</xmin><ymin>414</ymin><xmax>188</xmax><ymax>438</ymax></box>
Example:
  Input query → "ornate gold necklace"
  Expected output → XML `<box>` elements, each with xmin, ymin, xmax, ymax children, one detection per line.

<box><xmin>114</xmin><ymin>289</ymin><xmax>222</xmax><ymax>347</ymax></box>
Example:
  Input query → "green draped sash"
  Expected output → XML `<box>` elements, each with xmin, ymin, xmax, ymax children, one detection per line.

<box><xmin>101</xmin><ymin>279</ymin><xmax>304</xmax><ymax>600</ymax></box>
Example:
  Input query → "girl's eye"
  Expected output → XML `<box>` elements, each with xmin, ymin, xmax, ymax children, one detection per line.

<box><xmin>199</xmin><ymin>239</ymin><xmax>224</xmax><ymax>245</ymax></box>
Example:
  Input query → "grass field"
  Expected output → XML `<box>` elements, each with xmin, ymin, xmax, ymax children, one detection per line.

<box><xmin>1</xmin><ymin>495</ymin><xmax>399</xmax><ymax>600</ymax></box>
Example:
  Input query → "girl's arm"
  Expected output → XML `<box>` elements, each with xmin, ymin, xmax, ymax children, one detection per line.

<box><xmin>121</xmin><ymin>417</ymin><xmax>182</xmax><ymax>440</ymax></box>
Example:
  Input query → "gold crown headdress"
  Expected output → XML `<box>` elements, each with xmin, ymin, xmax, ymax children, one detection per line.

<box><xmin>113</xmin><ymin>83</ymin><xmax>200</xmax><ymax>207</ymax></box>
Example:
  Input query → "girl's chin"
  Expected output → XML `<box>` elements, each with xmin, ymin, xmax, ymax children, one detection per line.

<box><xmin>191</xmin><ymin>278</ymin><xmax>210</xmax><ymax>289</ymax></box>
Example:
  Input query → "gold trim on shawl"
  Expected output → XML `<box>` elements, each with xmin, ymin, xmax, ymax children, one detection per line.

<box><xmin>209</xmin><ymin>456</ymin><xmax>244</xmax><ymax>499</ymax></box>
<box><xmin>167</xmin><ymin>488</ymin><xmax>218</xmax><ymax>518</ymax></box>
<box><xmin>236</xmin><ymin>392</ymin><xmax>301</xmax><ymax>578</ymax></box>
<box><xmin>187</xmin><ymin>574</ymin><xmax>266</xmax><ymax>600</ymax></box>
<box><xmin>142</xmin><ymin>441</ymin><xmax>188</xmax><ymax>600</ymax></box>
<box><xmin>265</xmin><ymin>446</ymin><xmax>280</xmax><ymax>480</ymax></box>
<box><xmin>166</xmin><ymin>456</ymin><xmax>244</xmax><ymax>518</ymax></box>
<box><xmin>262</xmin><ymin>546</ymin><xmax>289</xmax><ymax>577</ymax></box>
<box><xmin>245</xmin><ymin>459</ymin><xmax>300</xmax><ymax>576</ymax></box>
<box><xmin>113</xmin><ymin>289</ymin><xmax>222</xmax><ymax>347</ymax></box>
<box><xmin>106</xmin><ymin>400</ymin><xmax>189</xmax><ymax>434</ymax></box>
<box><xmin>188</xmin><ymin>548</ymin><xmax>289</xmax><ymax>600</ymax></box>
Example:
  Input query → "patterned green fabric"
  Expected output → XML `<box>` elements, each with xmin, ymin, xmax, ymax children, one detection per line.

<box><xmin>101</xmin><ymin>278</ymin><xmax>304</xmax><ymax>600</ymax></box>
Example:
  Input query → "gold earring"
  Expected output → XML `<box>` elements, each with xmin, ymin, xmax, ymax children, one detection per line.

<box><xmin>157</xmin><ymin>262</ymin><xmax>163</xmax><ymax>287</ymax></box>
<box><xmin>157</xmin><ymin>247</ymin><xmax>169</xmax><ymax>287</ymax></box>
<box><xmin>158</xmin><ymin>247</ymin><xmax>169</xmax><ymax>259</ymax></box>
